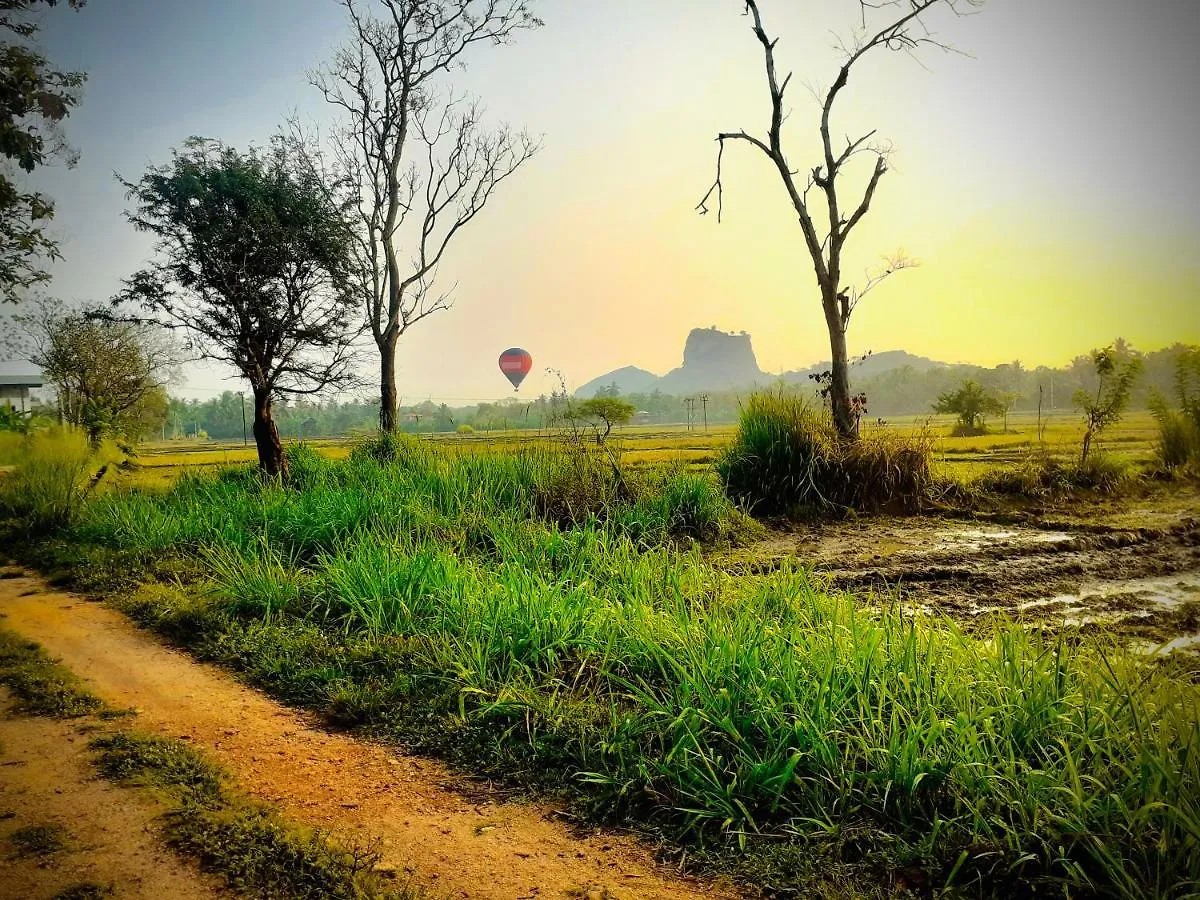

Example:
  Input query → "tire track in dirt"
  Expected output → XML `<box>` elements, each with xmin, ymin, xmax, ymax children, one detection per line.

<box><xmin>0</xmin><ymin>573</ymin><xmax>736</xmax><ymax>900</ymax></box>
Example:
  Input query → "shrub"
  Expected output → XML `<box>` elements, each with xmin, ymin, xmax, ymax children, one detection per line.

<box><xmin>1151</xmin><ymin>407</ymin><xmax>1198</xmax><ymax>470</ymax></box>
<box><xmin>950</xmin><ymin>422</ymin><xmax>988</xmax><ymax>438</ymax></box>
<box><xmin>976</xmin><ymin>451</ymin><xmax>1131</xmax><ymax>497</ymax></box>
<box><xmin>283</xmin><ymin>443</ymin><xmax>334</xmax><ymax>491</ymax></box>
<box><xmin>1149</xmin><ymin>348</ymin><xmax>1200</xmax><ymax>470</ymax></box>
<box><xmin>0</xmin><ymin>428</ymin><xmax>115</xmax><ymax>532</ymax></box>
<box><xmin>455</xmin><ymin>424</ymin><xmax>474</xmax><ymax>435</ymax></box>
<box><xmin>717</xmin><ymin>391</ymin><xmax>934</xmax><ymax>515</ymax></box>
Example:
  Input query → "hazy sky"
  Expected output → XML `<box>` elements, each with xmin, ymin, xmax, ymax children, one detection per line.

<box><xmin>13</xmin><ymin>0</ymin><xmax>1200</xmax><ymax>401</ymax></box>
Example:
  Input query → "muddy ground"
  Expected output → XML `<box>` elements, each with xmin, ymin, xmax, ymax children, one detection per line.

<box><xmin>720</xmin><ymin>482</ymin><xmax>1200</xmax><ymax>649</ymax></box>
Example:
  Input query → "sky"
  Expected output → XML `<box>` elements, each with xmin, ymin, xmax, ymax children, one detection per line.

<box><xmin>8</xmin><ymin>0</ymin><xmax>1200</xmax><ymax>402</ymax></box>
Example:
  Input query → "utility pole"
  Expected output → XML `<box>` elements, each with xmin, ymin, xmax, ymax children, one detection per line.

<box><xmin>699</xmin><ymin>394</ymin><xmax>709</xmax><ymax>433</ymax></box>
<box><xmin>239</xmin><ymin>392</ymin><xmax>248</xmax><ymax>446</ymax></box>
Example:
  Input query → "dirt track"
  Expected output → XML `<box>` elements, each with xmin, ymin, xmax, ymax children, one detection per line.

<box><xmin>0</xmin><ymin>696</ymin><xmax>223</xmax><ymax>900</ymax></box>
<box><xmin>0</xmin><ymin>572</ymin><xmax>735</xmax><ymax>900</ymax></box>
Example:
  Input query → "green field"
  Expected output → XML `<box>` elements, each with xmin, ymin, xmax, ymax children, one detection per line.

<box><xmin>3</xmin><ymin>416</ymin><xmax>1197</xmax><ymax>899</ymax></box>
<box><xmin>114</xmin><ymin>410</ymin><xmax>1160</xmax><ymax>491</ymax></box>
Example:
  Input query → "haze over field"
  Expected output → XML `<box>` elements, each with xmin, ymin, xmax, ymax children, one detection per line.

<box><xmin>23</xmin><ymin>0</ymin><xmax>1200</xmax><ymax>399</ymax></box>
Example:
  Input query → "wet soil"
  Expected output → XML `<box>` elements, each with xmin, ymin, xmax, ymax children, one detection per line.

<box><xmin>0</xmin><ymin>692</ymin><xmax>224</xmax><ymax>900</ymax></box>
<box><xmin>720</xmin><ymin>483</ymin><xmax>1200</xmax><ymax>648</ymax></box>
<box><xmin>0</xmin><ymin>573</ymin><xmax>736</xmax><ymax>900</ymax></box>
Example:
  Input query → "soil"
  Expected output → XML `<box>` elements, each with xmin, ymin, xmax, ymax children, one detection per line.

<box><xmin>719</xmin><ymin>484</ymin><xmax>1200</xmax><ymax>647</ymax></box>
<box><xmin>0</xmin><ymin>693</ymin><xmax>224</xmax><ymax>900</ymax></box>
<box><xmin>0</xmin><ymin>572</ymin><xmax>737</xmax><ymax>900</ymax></box>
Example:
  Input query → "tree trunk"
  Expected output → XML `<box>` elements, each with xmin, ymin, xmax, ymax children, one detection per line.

<box><xmin>823</xmin><ymin>296</ymin><xmax>855</xmax><ymax>440</ymax></box>
<box><xmin>379</xmin><ymin>332</ymin><xmax>399</xmax><ymax>434</ymax></box>
<box><xmin>252</xmin><ymin>387</ymin><xmax>287</xmax><ymax>479</ymax></box>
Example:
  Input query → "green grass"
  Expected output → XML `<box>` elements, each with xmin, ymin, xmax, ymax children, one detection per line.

<box><xmin>717</xmin><ymin>391</ymin><xmax>937</xmax><ymax>515</ymax></box>
<box><xmin>8</xmin><ymin>822</ymin><xmax>70</xmax><ymax>858</ymax></box>
<box><xmin>90</xmin><ymin>732</ymin><xmax>411</xmax><ymax>900</ymax></box>
<box><xmin>12</xmin><ymin>439</ymin><xmax>1183</xmax><ymax>898</ymax></box>
<box><xmin>53</xmin><ymin>884</ymin><xmax>115</xmax><ymax>900</ymax></box>
<box><xmin>0</xmin><ymin>428</ymin><xmax>122</xmax><ymax>532</ymax></box>
<box><xmin>0</xmin><ymin>630</ymin><xmax>105</xmax><ymax>718</ymax></box>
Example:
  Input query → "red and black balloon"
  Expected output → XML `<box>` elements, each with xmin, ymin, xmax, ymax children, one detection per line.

<box><xmin>498</xmin><ymin>348</ymin><xmax>533</xmax><ymax>392</ymax></box>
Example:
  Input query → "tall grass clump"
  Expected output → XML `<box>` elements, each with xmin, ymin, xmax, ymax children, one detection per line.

<box><xmin>0</xmin><ymin>428</ymin><xmax>115</xmax><ymax>532</ymax></box>
<box><xmin>717</xmin><ymin>391</ymin><xmax>934</xmax><ymax>516</ymax></box>
<box><xmin>1149</xmin><ymin>348</ymin><xmax>1200</xmax><ymax>470</ymax></box>
<box><xmin>976</xmin><ymin>451</ymin><xmax>1132</xmax><ymax>497</ymax></box>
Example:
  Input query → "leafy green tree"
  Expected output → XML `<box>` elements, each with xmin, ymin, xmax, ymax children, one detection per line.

<box><xmin>119</xmin><ymin>137</ymin><xmax>360</xmax><ymax>478</ymax></box>
<box><xmin>933</xmin><ymin>380</ymin><xmax>1003</xmax><ymax>434</ymax></box>
<box><xmin>0</xmin><ymin>0</ymin><xmax>87</xmax><ymax>296</ymax></box>
<box><xmin>7</xmin><ymin>297</ymin><xmax>173</xmax><ymax>445</ymax></box>
<box><xmin>1073</xmin><ymin>346</ymin><xmax>1142</xmax><ymax>464</ymax></box>
<box><xmin>577</xmin><ymin>396</ymin><xmax>635</xmax><ymax>444</ymax></box>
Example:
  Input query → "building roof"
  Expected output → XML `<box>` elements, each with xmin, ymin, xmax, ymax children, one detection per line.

<box><xmin>0</xmin><ymin>374</ymin><xmax>43</xmax><ymax>387</ymax></box>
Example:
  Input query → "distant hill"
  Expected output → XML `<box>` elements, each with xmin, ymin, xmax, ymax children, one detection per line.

<box><xmin>576</xmin><ymin>330</ymin><xmax>947</xmax><ymax>398</ymax></box>
<box><xmin>780</xmin><ymin>349</ymin><xmax>947</xmax><ymax>383</ymax></box>
<box><xmin>575</xmin><ymin>365</ymin><xmax>660</xmax><ymax>398</ymax></box>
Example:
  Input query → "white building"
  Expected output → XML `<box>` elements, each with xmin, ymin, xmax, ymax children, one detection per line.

<box><xmin>0</xmin><ymin>373</ymin><xmax>44</xmax><ymax>413</ymax></box>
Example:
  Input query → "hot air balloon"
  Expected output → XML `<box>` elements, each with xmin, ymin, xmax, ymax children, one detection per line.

<box><xmin>498</xmin><ymin>348</ymin><xmax>533</xmax><ymax>392</ymax></box>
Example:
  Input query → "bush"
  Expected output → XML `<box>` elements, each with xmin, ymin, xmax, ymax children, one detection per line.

<box><xmin>976</xmin><ymin>451</ymin><xmax>1131</xmax><ymax>497</ymax></box>
<box><xmin>1152</xmin><ymin>409</ymin><xmax>1198</xmax><ymax>470</ymax></box>
<box><xmin>0</xmin><ymin>428</ymin><xmax>115</xmax><ymax>532</ymax></box>
<box><xmin>455</xmin><ymin>424</ymin><xmax>474</xmax><ymax>435</ymax></box>
<box><xmin>283</xmin><ymin>443</ymin><xmax>334</xmax><ymax>491</ymax></box>
<box><xmin>950</xmin><ymin>422</ymin><xmax>988</xmax><ymax>438</ymax></box>
<box><xmin>1149</xmin><ymin>352</ymin><xmax>1200</xmax><ymax>470</ymax></box>
<box><xmin>717</xmin><ymin>391</ymin><xmax>934</xmax><ymax>516</ymax></box>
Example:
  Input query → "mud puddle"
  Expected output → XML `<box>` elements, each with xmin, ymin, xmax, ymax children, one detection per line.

<box><xmin>721</xmin><ymin>498</ymin><xmax>1200</xmax><ymax>648</ymax></box>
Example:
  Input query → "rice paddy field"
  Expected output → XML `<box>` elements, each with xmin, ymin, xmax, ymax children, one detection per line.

<box><xmin>2</xmin><ymin>409</ymin><xmax>1197</xmax><ymax>899</ymax></box>
<box><xmin>114</xmin><ymin>410</ymin><xmax>1161</xmax><ymax>490</ymax></box>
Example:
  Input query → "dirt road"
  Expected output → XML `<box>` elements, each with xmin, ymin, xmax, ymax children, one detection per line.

<box><xmin>0</xmin><ymin>572</ymin><xmax>735</xmax><ymax>900</ymax></box>
<box><xmin>0</xmin><ymin>696</ymin><xmax>224</xmax><ymax>900</ymax></box>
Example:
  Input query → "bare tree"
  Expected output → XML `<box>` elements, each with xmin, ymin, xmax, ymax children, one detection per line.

<box><xmin>699</xmin><ymin>0</ymin><xmax>979</xmax><ymax>439</ymax></box>
<box><xmin>311</xmin><ymin>0</ymin><xmax>541</xmax><ymax>433</ymax></box>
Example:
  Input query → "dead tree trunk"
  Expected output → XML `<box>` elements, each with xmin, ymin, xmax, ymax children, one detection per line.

<box><xmin>823</xmin><ymin>297</ymin><xmax>855</xmax><ymax>437</ymax></box>
<box><xmin>378</xmin><ymin>330</ymin><xmax>400</xmax><ymax>433</ymax></box>
<box><xmin>701</xmin><ymin>0</ymin><xmax>973</xmax><ymax>441</ymax></box>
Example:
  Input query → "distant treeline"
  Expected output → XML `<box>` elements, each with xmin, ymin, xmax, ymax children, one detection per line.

<box><xmin>160</xmin><ymin>340</ymin><xmax>1194</xmax><ymax>440</ymax></box>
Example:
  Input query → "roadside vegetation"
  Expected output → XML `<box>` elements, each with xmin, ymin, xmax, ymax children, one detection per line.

<box><xmin>3</xmin><ymin>424</ymin><xmax>1198</xmax><ymax>899</ymax></box>
<box><xmin>0</xmin><ymin>626</ymin><xmax>413</xmax><ymax>899</ymax></box>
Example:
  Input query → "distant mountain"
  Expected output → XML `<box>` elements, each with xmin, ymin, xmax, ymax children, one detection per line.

<box><xmin>656</xmin><ymin>327</ymin><xmax>770</xmax><ymax>395</ymax></box>
<box><xmin>780</xmin><ymin>349</ymin><xmax>947</xmax><ymax>383</ymax></box>
<box><xmin>575</xmin><ymin>365</ymin><xmax>660</xmax><ymax>398</ymax></box>
<box><xmin>576</xmin><ymin>330</ymin><xmax>948</xmax><ymax>398</ymax></box>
